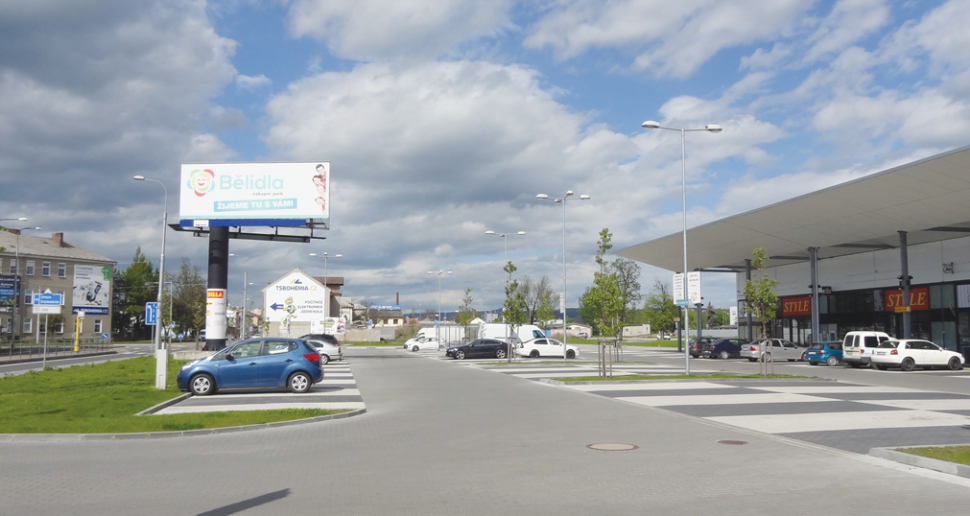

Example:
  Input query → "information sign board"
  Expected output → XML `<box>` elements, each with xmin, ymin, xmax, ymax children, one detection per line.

<box><xmin>687</xmin><ymin>271</ymin><xmax>701</xmax><ymax>305</ymax></box>
<box><xmin>145</xmin><ymin>302</ymin><xmax>158</xmax><ymax>325</ymax></box>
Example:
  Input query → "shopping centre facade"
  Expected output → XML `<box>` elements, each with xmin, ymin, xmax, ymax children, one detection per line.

<box><xmin>618</xmin><ymin>145</ymin><xmax>970</xmax><ymax>351</ymax></box>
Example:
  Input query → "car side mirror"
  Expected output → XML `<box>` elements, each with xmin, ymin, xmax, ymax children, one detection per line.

<box><xmin>226</xmin><ymin>354</ymin><xmax>234</xmax><ymax>361</ymax></box>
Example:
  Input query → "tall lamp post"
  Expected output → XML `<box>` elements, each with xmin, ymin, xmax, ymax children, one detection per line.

<box><xmin>228</xmin><ymin>253</ymin><xmax>252</xmax><ymax>340</ymax></box>
<box><xmin>427</xmin><ymin>269</ymin><xmax>452</xmax><ymax>322</ymax></box>
<box><xmin>133</xmin><ymin>175</ymin><xmax>169</xmax><ymax>389</ymax></box>
<box><xmin>641</xmin><ymin>120</ymin><xmax>721</xmax><ymax>374</ymax></box>
<box><xmin>536</xmin><ymin>191</ymin><xmax>590</xmax><ymax>363</ymax></box>
<box><xmin>310</xmin><ymin>252</ymin><xmax>341</xmax><ymax>333</ymax></box>
<box><xmin>7</xmin><ymin>224</ymin><xmax>40</xmax><ymax>349</ymax></box>
<box><xmin>485</xmin><ymin>230</ymin><xmax>526</xmax><ymax>353</ymax></box>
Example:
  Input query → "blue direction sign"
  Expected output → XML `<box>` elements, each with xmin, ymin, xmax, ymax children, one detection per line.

<box><xmin>33</xmin><ymin>292</ymin><xmax>63</xmax><ymax>306</ymax></box>
<box><xmin>145</xmin><ymin>302</ymin><xmax>158</xmax><ymax>325</ymax></box>
<box><xmin>675</xmin><ymin>299</ymin><xmax>690</xmax><ymax>307</ymax></box>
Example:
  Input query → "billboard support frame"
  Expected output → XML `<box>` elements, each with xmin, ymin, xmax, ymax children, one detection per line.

<box><xmin>168</xmin><ymin>223</ymin><xmax>327</xmax><ymax>243</ymax></box>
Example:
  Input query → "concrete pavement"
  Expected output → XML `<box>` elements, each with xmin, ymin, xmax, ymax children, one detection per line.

<box><xmin>1</xmin><ymin>346</ymin><xmax>968</xmax><ymax>515</ymax></box>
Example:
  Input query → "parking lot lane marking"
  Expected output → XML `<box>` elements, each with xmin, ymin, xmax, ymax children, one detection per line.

<box><xmin>566</xmin><ymin>381</ymin><xmax>739</xmax><ymax>392</ymax></box>
<box><xmin>850</xmin><ymin>398</ymin><xmax>970</xmax><ymax>411</ymax></box>
<box><xmin>616</xmin><ymin>392</ymin><xmax>826</xmax><ymax>407</ymax></box>
<box><xmin>191</xmin><ymin>389</ymin><xmax>362</xmax><ymax>399</ymax></box>
<box><xmin>749</xmin><ymin>385</ymin><xmax>925</xmax><ymax>394</ymax></box>
<box><xmin>155</xmin><ymin>401</ymin><xmax>366</xmax><ymax>415</ymax></box>
<box><xmin>707</xmin><ymin>409</ymin><xmax>970</xmax><ymax>434</ymax></box>
<box><xmin>513</xmin><ymin>371</ymin><xmax>641</xmax><ymax>379</ymax></box>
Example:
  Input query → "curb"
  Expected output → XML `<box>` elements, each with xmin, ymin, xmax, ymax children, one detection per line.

<box><xmin>135</xmin><ymin>393</ymin><xmax>194</xmax><ymax>416</ymax></box>
<box><xmin>540</xmin><ymin>376</ymin><xmax>834</xmax><ymax>386</ymax></box>
<box><xmin>869</xmin><ymin>445</ymin><xmax>970</xmax><ymax>479</ymax></box>
<box><xmin>0</xmin><ymin>351</ymin><xmax>118</xmax><ymax>366</ymax></box>
<box><xmin>0</xmin><ymin>408</ymin><xmax>367</xmax><ymax>442</ymax></box>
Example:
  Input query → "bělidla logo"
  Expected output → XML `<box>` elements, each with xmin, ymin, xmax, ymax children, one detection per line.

<box><xmin>187</xmin><ymin>169</ymin><xmax>215</xmax><ymax>197</ymax></box>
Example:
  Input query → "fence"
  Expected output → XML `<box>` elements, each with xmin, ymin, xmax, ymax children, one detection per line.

<box><xmin>0</xmin><ymin>339</ymin><xmax>114</xmax><ymax>362</ymax></box>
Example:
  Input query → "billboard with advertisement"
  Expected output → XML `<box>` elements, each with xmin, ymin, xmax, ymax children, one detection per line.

<box><xmin>72</xmin><ymin>265</ymin><xmax>111</xmax><ymax>315</ymax></box>
<box><xmin>265</xmin><ymin>271</ymin><xmax>326</xmax><ymax>323</ymax></box>
<box><xmin>206</xmin><ymin>289</ymin><xmax>228</xmax><ymax>340</ymax></box>
<box><xmin>0</xmin><ymin>275</ymin><xmax>18</xmax><ymax>312</ymax></box>
<box><xmin>179</xmin><ymin>162</ymin><xmax>330</xmax><ymax>228</ymax></box>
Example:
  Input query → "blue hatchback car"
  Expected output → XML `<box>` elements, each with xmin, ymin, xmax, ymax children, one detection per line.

<box><xmin>805</xmin><ymin>341</ymin><xmax>843</xmax><ymax>366</ymax></box>
<box><xmin>177</xmin><ymin>338</ymin><xmax>324</xmax><ymax>395</ymax></box>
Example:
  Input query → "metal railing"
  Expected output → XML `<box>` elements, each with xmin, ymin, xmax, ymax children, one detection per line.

<box><xmin>0</xmin><ymin>339</ymin><xmax>114</xmax><ymax>363</ymax></box>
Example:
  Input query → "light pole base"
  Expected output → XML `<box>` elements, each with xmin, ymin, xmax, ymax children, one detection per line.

<box><xmin>154</xmin><ymin>346</ymin><xmax>168</xmax><ymax>390</ymax></box>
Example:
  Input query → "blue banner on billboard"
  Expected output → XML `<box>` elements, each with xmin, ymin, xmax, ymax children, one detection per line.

<box><xmin>0</xmin><ymin>274</ymin><xmax>20</xmax><ymax>311</ymax></box>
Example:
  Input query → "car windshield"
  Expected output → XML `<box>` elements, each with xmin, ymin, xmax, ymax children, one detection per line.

<box><xmin>878</xmin><ymin>340</ymin><xmax>899</xmax><ymax>348</ymax></box>
<box><xmin>809</xmin><ymin>344</ymin><xmax>823</xmax><ymax>350</ymax></box>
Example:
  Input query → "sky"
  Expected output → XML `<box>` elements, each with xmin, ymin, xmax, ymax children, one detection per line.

<box><xmin>3</xmin><ymin>0</ymin><xmax>970</xmax><ymax>316</ymax></box>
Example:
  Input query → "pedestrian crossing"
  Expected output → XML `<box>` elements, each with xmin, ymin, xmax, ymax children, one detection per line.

<box><xmin>156</xmin><ymin>362</ymin><xmax>364</xmax><ymax>415</ymax></box>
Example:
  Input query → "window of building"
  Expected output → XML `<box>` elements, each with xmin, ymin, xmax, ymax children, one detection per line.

<box><xmin>58</xmin><ymin>263</ymin><xmax>66</xmax><ymax>277</ymax></box>
<box><xmin>26</xmin><ymin>260</ymin><xmax>34</xmax><ymax>276</ymax></box>
<box><xmin>0</xmin><ymin>258</ymin><xmax>3</xmax><ymax>273</ymax></box>
<box><xmin>23</xmin><ymin>318</ymin><xmax>31</xmax><ymax>333</ymax></box>
<box><xmin>94</xmin><ymin>319</ymin><xmax>102</xmax><ymax>333</ymax></box>
<box><xmin>24</xmin><ymin>289</ymin><xmax>32</xmax><ymax>305</ymax></box>
<box><xmin>55</xmin><ymin>321</ymin><xmax>64</xmax><ymax>334</ymax></box>
<box><xmin>42</xmin><ymin>262</ymin><xmax>50</xmax><ymax>276</ymax></box>
<box><xmin>10</xmin><ymin>260</ymin><xmax>16</xmax><ymax>275</ymax></box>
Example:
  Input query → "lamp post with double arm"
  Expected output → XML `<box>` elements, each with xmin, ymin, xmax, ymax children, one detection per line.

<box><xmin>133</xmin><ymin>175</ymin><xmax>169</xmax><ymax>389</ymax></box>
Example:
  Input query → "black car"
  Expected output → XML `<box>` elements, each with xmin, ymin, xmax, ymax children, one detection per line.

<box><xmin>299</xmin><ymin>333</ymin><xmax>340</xmax><ymax>346</ymax></box>
<box><xmin>688</xmin><ymin>337</ymin><xmax>718</xmax><ymax>358</ymax></box>
<box><xmin>704</xmin><ymin>338</ymin><xmax>747</xmax><ymax>359</ymax></box>
<box><xmin>446</xmin><ymin>339</ymin><xmax>510</xmax><ymax>360</ymax></box>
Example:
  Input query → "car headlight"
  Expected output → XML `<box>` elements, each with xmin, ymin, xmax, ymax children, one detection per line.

<box><xmin>179</xmin><ymin>360</ymin><xmax>199</xmax><ymax>372</ymax></box>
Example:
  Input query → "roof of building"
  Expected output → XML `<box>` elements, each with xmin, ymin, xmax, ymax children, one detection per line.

<box><xmin>616</xmin><ymin>144</ymin><xmax>970</xmax><ymax>271</ymax></box>
<box><xmin>0</xmin><ymin>231</ymin><xmax>114</xmax><ymax>264</ymax></box>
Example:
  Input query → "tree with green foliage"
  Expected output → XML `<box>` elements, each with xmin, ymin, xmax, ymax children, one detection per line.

<box><xmin>611</xmin><ymin>257</ymin><xmax>642</xmax><ymax>320</ymax></box>
<box><xmin>111</xmin><ymin>247</ymin><xmax>158</xmax><ymax>340</ymax></box>
<box><xmin>579</xmin><ymin>228</ymin><xmax>626</xmax><ymax>337</ymax></box>
<box><xmin>744</xmin><ymin>248</ymin><xmax>778</xmax><ymax>375</ymax></box>
<box><xmin>535</xmin><ymin>289</ymin><xmax>556</xmax><ymax>329</ymax></box>
<box><xmin>457</xmin><ymin>288</ymin><xmax>475</xmax><ymax>327</ymax></box>
<box><xmin>642</xmin><ymin>279</ymin><xmax>676</xmax><ymax>339</ymax></box>
<box><xmin>502</xmin><ymin>261</ymin><xmax>527</xmax><ymax>361</ymax></box>
<box><xmin>168</xmin><ymin>257</ymin><xmax>206</xmax><ymax>339</ymax></box>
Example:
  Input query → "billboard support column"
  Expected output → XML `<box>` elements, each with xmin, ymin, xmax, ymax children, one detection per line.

<box><xmin>809</xmin><ymin>247</ymin><xmax>820</xmax><ymax>345</ymax></box>
<box><xmin>205</xmin><ymin>226</ymin><xmax>229</xmax><ymax>350</ymax></box>
<box><xmin>899</xmin><ymin>231</ymin><xmax>912</xmax><ymax>339</ymax></box>
<box><xmin>745</xmin><ymin>259</ymin><xmax>753</xmax><ymax>341</ymax></box>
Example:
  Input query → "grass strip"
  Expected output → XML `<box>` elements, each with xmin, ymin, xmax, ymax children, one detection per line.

<box><xmin>555</xmin><ymin>373</ymin><xmax>810</xmax><ymax>382</ymax></box>
<box><xmin>0</xmin><ymin>356</ymin><xmax>343</xmax><ymax>434</ymax></box>
<box><xmin>896</xmin><ymin>446</ymin><xmax>970</xmax><ymax>466</ymax></box>
<box><xmin>622</xmin><ymin>341</ymin><xmax>680</xmax><ymax>348</ymax></box>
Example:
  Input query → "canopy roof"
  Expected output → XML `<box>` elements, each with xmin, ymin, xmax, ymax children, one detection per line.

<box><xmin>616</xmin><ymin>145</ymin><xmax>970</xmax><ymax>272</ymax></box>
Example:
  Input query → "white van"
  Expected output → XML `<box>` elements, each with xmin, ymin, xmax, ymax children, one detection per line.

<box><xmin>478</xmin><ymin>323</ymin><xmax>546</xmax><ymax>344</ymax></box>
<box><xmin>412</xmin><ymin>326</ymin><xmax>465</xmax><ymax>347</ymax></box>
<box><xmin>842</xmin><ymin>331</ymin><xmax>891</xmax><ymax>368</ymax></box>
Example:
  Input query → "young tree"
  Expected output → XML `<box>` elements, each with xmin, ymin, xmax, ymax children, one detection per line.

<box><xmin>611</xmin><ymin>258</ymin><xmax>642</xmax><ymax>319</ymax></box>
<box><xmin>502</xmin><ymin>262</ymin><xmax>527</xmax><ymax>362</ymax></box>
<box><xmin>457</xmin><ymin>288</ymin><xmax>475</xmax><ymax>327</ymax></box>
<box><xmin>580</xmin><ymin>228</ymin><xmax>626</xmax><ymax>336</ymax></box>
<box><xmin>521</xmin><ymin>275</ymin><xmax>556</xmax><ymax>324</ymax></box>
<box><xmin>535</xmin><ymin>289</ymin><xmax>557</xmax><ymax>329</ymax></box>
<box><xmin>642</xmin><ymin>279</ymin><xmax>676</xmax><ymax>339</ymax></box>
<box><xmin>706</xmin><ymin>301</ymin><xmax>716</xmax><ymax>328</ymax></box>
<box><xmin>744</xmin><ymin>248</ymin><xmax>778</xmax><ymax>376</ymax></box>
<box><xmin>168</xmin><ymin>257</ymin><xmax>206</xmax><ymax>338</ymax></box>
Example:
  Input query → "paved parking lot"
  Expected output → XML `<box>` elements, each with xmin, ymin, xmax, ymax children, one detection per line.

<box><xmin>156</xmin><ymin>361</ymin><xmax>363</xmax><ymax>414</ymax></box>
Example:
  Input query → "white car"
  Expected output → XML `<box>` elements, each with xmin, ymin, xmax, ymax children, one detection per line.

<box><xmin>404</xmin><ymin>335</ymin><xmax>440</xmax><ymax>352</ymax></box>
<box><xmin>307</xmin><ymin>339</ymin><xmax>343</xmax><ymax>364</ymax></box>
<box><xmin>870</xmin><ymin>339</ymin><xmax>964</xmax><ymax>371</ymax></box>
<box><xmin>517</xmin><ymin>338</ymin><xmax>579</xmax><ymax>359</ymax></box>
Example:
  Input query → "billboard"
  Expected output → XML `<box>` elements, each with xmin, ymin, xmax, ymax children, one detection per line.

<box><xmin>0</xmin><ymin>275</ymin><xmax>18</xmax><ymax>312</ymax></box>
<box><xmin>179</xmin><ymin>162</ymin><xmax>330</xmax><ymax>227</ymax></box>
<box><xmin>72</xmin><ymin>265</ymin><xmax>111</xmax><ymax>315</ymax></box>
<box><xmin>265</xmin><ymin>271</ymin><xmax>326</xmax><ymax>323</ymax></box>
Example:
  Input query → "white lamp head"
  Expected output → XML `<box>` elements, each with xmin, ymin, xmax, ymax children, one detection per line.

<box><xmin>335</xmin><ymin>254</ymin><xmax>342</xmax><ymax>258</ymax></box>
<box><xmin>565</xmin><ymin>191</ymin><xmax>574</xmax><ymax>197</ymax></box>
<box><xmin>17</xmin><ymin>217</ymin><xmax>27</xmax><ymax>221</ymax></box>
<box><xmin>579</xmin><ymin>195</ymin><xmax>590</xmax><ymax>200</ymax></box>
<box><xmin>642</xmin><ymin>121</ymin><xmax>660</xmax><ymax>129</ymax></box>
<box><xmin>133</xmin><ymin>175</ymin><xmax>145</xmax><ymax>181</ymax></box>
<box><xmin>705</xmin><ymin>124</ymin><xmax>723</xmax><ymax>133</ymax></box>
<box><xmin>485</xmin><ymin>230</ymin><xmax>495</xmax><ymax>235</ymax></box>
<box><xmin>309</xmin><ymin>253</ymin><xmax>318</xmax><ymax>257</ymax></box>
<box><xmin>517</xmin><ymin>231</ymin><xmax>526</xmax><ymax>235</ymax></box>
<box><xmin>536</xmin><ymin>194</ymin><xmax>548</xmax><ymax>199</ymax></box>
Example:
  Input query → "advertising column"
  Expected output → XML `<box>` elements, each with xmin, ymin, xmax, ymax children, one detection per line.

<box><xmin>206</xmin><ymin>289</ymin><xmax>228</xmax><ymax>344</ymax></box>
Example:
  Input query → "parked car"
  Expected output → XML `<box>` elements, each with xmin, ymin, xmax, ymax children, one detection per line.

<box><xmin>704</xmin><ymin>338</ymin><xmax>747</xmax><ymax>359</ymax></box>
<box><xmin>306</xmin><ymin>338</ymin><xmax>343</xmax><ymax>364</ymax></box>
<box><xmin>740</xmin><ymin>338</ymin><xmax>802</xmax><ymax>362</ymax></box>
<box><xmin>446</xmin><ymin>339</ymin><xmax>510</xmax><ymax>360</ymax></box>
<box><xmin>517</xmin><ymin>338</ymin><xmax>579</xmax><ymax>359</ymax></box>
<box><xmin>576</xmin><ymin>332</ymin><xmax>589</xmax><ymax>339</ymax></box>
<box><xmin>871</xmin><ymin>339</ymin><xmax>965</xmax><ymax>371</ymax></box>
<box><xmin>688</xmin><ymin>337</ymin><xmax>718</xmax><ymax>358</ymax></box>
<box><xmin>842</xmin><ymin>331</ymin><xmax>891</xmax><ymax>368</ymax></box>
<box><xmin>299</xmin><ymin>333</ymin><xmax>339</xmax><ymax>346</ymax></box>
<box><xmin>805</xmin><ymin>341</ymin><xmax>843</xmax><ymax>366</ymax></box>
<box><xmin>403</xmin><ymin>335</ymin><xmax>440</xmax><ymax>351</ymax></box>
<box><xmin>176</xmin><ymin>338</ymin><xmax>323</xmax><ymax>395</ymax></box>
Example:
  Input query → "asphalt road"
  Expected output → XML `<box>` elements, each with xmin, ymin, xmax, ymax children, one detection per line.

<box><xmin>1</xmin><ymin>346</ymin><xmax>969</xmax><ymax>515</ymax></box>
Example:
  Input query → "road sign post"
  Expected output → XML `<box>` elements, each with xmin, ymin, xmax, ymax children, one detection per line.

<box><xmin>32</xmin><ymin>291</ymin><xmax>63</xmax><ymax>367</ymax></box>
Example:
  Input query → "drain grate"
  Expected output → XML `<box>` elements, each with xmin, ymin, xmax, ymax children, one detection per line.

<box><xmin>587</xmin><ymin>443</ymin><xmax>639</xmax><ymax>451</ymax></box>
<box><xmin>717</xmin><ymin>440</ymin><xmax>748</xmax><ymax>445</ymax></box>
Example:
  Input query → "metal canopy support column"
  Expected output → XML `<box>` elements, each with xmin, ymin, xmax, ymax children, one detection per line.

<box><xmin>745</xmin><ymin>259</ymin><xmax>753</xmax><ymax>341</ymax></box>
<box><xmin>809</xmin><ymin>247</ymin><xmax>820</xmax><ymax>344</ymax></box>
<box><xmin>205</xmin><ymin>226</ymin><xmax>230</xmax><ymax>350</ymax></box>
<box><xmin>899</xmin><ymin>230</ymin><xmax>912</xmax><ymax>339</ymax></box>
<box><xmin>676</xmin><ymin>307</ymin><xmax>682</xmax><ymax>352</ymax></box>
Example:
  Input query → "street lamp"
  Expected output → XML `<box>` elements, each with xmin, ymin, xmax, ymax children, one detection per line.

<box><xmin>0</xmin><ymin>217</ymin><xmax>28</xmax><ymax>223</ymax></box>
<box><xmin>426</xmin><ymin>270</ymin><xmax>452</xmax><ymax>322</ymax></box>
<box><xmin>133</xmin><ymin>175</ymin><xmax>169</xmax><ymax>389</ymax></box>
<box><xmin>310</xmin><ymin>252</ymin><xmax>341</xmax><ymax>333</ymax></box>
<box><xmin>536</xmin><ymin>191</ymin><xmax>590</xmax><ymax>363</ymax></box>
<box><xmin>8</xmin><ymin>226</ymin><xmax>41</xmax><ymax>349</ymax></box>
<box><xmin>485</xmin><ymin>230</ymin><xmax>526</xmax><ymax>355</ymax></box>
<box><xmin>228</xmin><ymin>253</ymin><xmax>252</xmax><ymax>340</ymax></box>
<box><xmin>641</xmin><ymin>120</ymin><xmax>722</xmax><ymax>374</ymax></box>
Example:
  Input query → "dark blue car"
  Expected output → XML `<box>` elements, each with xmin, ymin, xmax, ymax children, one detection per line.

<box><xmin>177</xmin><ymin>338</ymin><xmax>324</xmax><ymax>395</ymax></box>
<box><xmin>704</xmin><ymin>338</ymin><xmax>747</xmax><ymax>359</ymax></box>
<box><xmin>805</xmin><ymin>341</ymin><xmax>843</xmax><ymax>366</ymax></box>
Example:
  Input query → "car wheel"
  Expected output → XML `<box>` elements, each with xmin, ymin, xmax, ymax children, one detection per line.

<box><xmin>948</xmin><ymin>357</ymin><xmax>963</xmax><ymax>371</ymax></box>
<box><xmin>412</xmin><ymin>345</ymin><xmax>419</xmax><ymax>352</ymax></box>
<box><xmin>189</xmin><ymin>373</ymin><xmax>215</xmax><ymax>396</ymax></box>
<box><xmin>826</xmin><ymin>356</ymin><xmax>839</xmax><ymax>367</ymax></box>
<box><xmin>719</xmin><ymin>350</ymin><xmax>730</xmax><ymax>360</ymax></box>
<box><xmin>529</xmin><ymin>350</ymin><xmax>539</xmax><ymax>358</ymax></box>
<box><xmin>809</xmin><ymin>361</ymin><xmax>818</xmax><ymax>366</ymax></box>
<box><xmin>288</xmin><ymin>372</ymin><xmax>312</xmax><ymax>393</ymax></box>
<box><xmin>455</xmin><ymin>350</ymin><xmax>465</xmax><ymax>360</ymax></box>
<box><xmin>496</xmin><ymin>349</ymin><xmax>507</xmax><ymax>359</ymax></box>
<box><xmin>761</xmin><ymin>352</ymin><xmax>772</xmax><ymax>363</ymax></box>
<box><xmin>800</xmin><ymin>351</ymin><xmax>808</xmax><ymax>361</ymax></box>
<box><xmin>900</xmin><ymin>358</ymin><xmax>915</xmax><ymax>372</ymax></box>
<box><xmin>566</xmin><ymin>350</ymin><xmax>576</xmax><ymax>359</ymax></box>
<box><xmin>320</xmin><ymin>354</ymin><xmax>330</xmax><ymax>365</ymax></box>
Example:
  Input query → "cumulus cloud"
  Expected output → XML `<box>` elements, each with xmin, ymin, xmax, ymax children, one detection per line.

<box><xmin>284</xmin><ymin>0</ymin><xmax>515</xmax><ymax>61</ymax></box>
<box><xmin>802</xmin><ymin>0</ymin><xmax>890</xmax><ymax>64</ymax></box>
<box><xmin>235</xmin><ymin>73</ymin><xmax>271</xmax><ymax>89</ymax></box>
<box><xmin>524</xmin><ymin>0</ymin><xmax>813</xmax><ymax>78</ymax></box>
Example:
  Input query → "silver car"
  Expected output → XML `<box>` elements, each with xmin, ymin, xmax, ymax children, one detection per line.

<box><xmin>741</xmin><ymin>338</ymin><xmax>802</xmax><ymax>362</ymax></box>
<box><xmin>307</xmin><ymin>339</ymin><xmax>343</xmax><ymax>364</ymax></box>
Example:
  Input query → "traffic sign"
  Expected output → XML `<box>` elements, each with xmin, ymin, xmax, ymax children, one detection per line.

<box><xmin>32</xmin><ymin>305</ymin><xmax>60</xmax><ymax>314</ymax></box>
<box><xmin>101</xmin><ymin>333</ymin><xmax>109</xmax><ymax>339</ymax></box>
<box><xmin>33</xmin><ymin>292</ymin><xmax>63</xmax><ymax>306</ymax></box>
<box><xmin>894</xmin><ymin>305</ymin><xmax>911</xmax><ymax>313</ymax></box>
<box><xmin>145</xmin><ymin>302</ymin><xmax>158</xmax><ymax>325</ymax></box>
<box><xmin>675</xmin><ymin>299</ymin><xmax>689</xmax><ymax>307</ymax></box>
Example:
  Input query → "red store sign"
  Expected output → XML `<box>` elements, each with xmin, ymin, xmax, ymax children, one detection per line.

<box><xmin>884</xmin><ymin>287</ymin><xmax>929</xmax><ymax>311</ymax></box>
<box><xmin>782</xmin><ymin>296</ymin><xmax>812</xmax><ymax>317</ymax></box>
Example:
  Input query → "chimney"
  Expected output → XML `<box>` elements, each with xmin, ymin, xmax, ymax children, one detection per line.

<box><xmin>52</xmin><ymin>232</ymin><xmax>64</xmax><ymax>247</ymax></box>
<box><xmin>396</xmin><ymin>292</ymin><xmax>399</xmax><ymax>305</ymax></box>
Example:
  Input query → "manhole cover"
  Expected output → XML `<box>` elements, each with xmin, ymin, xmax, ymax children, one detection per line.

<box><xmin>717</xmin><ymin>440</ymin><xmax>748</xmax><ymax>446</ymax></box>
<box><xmin>587</xmin><ymin>443</ymin><xmax>639</xmax><ymax>451</ymax></box>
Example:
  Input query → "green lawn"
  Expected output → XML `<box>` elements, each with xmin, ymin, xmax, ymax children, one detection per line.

<box><xmin>897</xmin><ymin>446</ymin><xmax>970</xmax><ymax>466</ymax></box>
<box><xmin>0</xmin><ymin>357</ymin><xmax>342</xmax><ymax>434</ymax></box>
<box><xmin>622</xmin><ymin>340</ymin><xmax>680</xmax><ymax>348</ymax></box>
<box><xmin>556</xmin><ymin>373</ymin><xmax>810</xmax><ymax>382</ymax></box>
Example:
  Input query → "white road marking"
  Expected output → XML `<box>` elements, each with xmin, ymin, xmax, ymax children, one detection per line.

<box><xmin>616</xmin><ymin>392</ymin><xmax>829</xmax><ymax>407</ymax></box>
<box><xmin>707</xmin><ymin>410</ymin><xmax>970</xmax><ymax>434</ymax></box>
